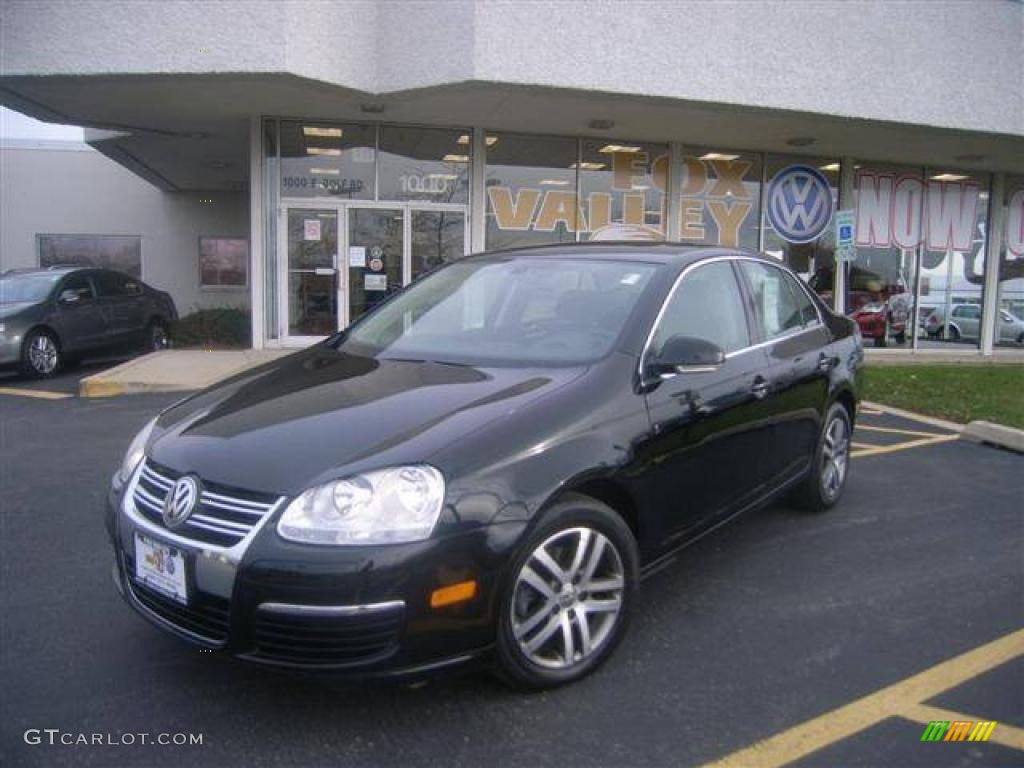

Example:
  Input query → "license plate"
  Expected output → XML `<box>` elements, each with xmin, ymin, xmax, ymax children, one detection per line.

<box><xmin>134</xmin><ymin>532</ymin><xmax>188</xmax><ymax>605</ymax></box>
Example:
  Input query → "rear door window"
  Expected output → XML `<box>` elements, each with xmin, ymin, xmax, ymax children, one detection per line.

<box><xmin>60</xmin><ymin>274</ymin><xmax>96</xmax><ymax>301</ymax></box>
<box><xmin>94</xmin><ymin>271</ymin><xmax>132</xmax><ymax>298</ymax></box>
<box><xmin>739</xmin><ymin>261</ymin><xmax>806</xmax><ymax>340</ymax></box>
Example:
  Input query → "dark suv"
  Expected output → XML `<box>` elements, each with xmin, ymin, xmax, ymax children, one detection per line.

<box><xmin>0</xmin><ymin>266</ymin><xmax>177</xmax><ymax>377</ymax></box>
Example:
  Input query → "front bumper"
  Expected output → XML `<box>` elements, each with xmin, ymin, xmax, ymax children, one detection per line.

<box><xmin>106</xmin><ymin>473</ymin><xmax>527</xmax><ymax>679</ymax></box>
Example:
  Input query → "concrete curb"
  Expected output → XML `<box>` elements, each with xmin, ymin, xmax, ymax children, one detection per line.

<box><xmin>78</xmin><ymin>349</ymin><xmax>292</xmax><ymax>397</ymax></box>
<box><xmin>860</xmin><ymin>400</ymin><xmax>965</xmax><ymax>433</ymax></box>
<box><xmin>961</xmin><ymin>421</ymin><xmax>1024</xmax><ymax>454</ymax></box>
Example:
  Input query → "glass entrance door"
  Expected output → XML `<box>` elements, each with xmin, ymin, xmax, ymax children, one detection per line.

<box><xmin>346</xmin><ymin>207</ymin><xmax>404</xmax><ymax>325</ymax></box>
<box><xmin>284</xmin><ymin>208</ymin><xmax>339</xmax><ymax>338</ymax></box>
<box><xmin>279</xmin><ymin>202</ymin><xmax>469</xmax><ymax>342</ymax></box>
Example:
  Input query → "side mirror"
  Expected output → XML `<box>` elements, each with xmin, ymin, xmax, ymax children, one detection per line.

<box><xmin>649</xmin><ymin>335</ymin><xmax>725</xmax><ymax>377</ymax></box>
<box><xmin>58</xmin><ymin>289</ymin><xmax>80</xmax><ymax>304</ymax></box>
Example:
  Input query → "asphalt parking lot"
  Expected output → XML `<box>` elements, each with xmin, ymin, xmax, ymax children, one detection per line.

<box><xmin>0</xmin><ymin>381</ymin><xmax>1021</xmax><ymax>768</ymax></box>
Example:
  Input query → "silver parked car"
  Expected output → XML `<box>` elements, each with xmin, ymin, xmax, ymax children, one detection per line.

<box><xmin>0</xmin><ymin>266</ymin><xmax>177</xmax><ymax>378</ymax></box>
<box><xmin>924</xmin><ymin>303</ymin><xmax>1024</xmax><ymax>344</ymax></box>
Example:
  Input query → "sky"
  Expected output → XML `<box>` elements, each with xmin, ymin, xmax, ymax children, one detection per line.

<box><xmin>0</xmin><ymin>106</ymin><xmax>84</xmax><ymax>141</ymax></box>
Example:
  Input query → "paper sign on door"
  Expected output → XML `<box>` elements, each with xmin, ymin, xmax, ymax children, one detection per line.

<box><xmin>349</xmin><ymin>246</ymin><xmax>366</xmax><ymax>267</ymax></box>
<box><xmin>303</xmin><ymin>219</ymin><xmax>321</xmax><ymax>241</ymax></box>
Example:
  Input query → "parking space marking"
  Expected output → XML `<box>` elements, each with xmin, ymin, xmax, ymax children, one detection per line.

<box><xmin>855</xmin><ymin>424</ymin><xmax>954</xmax><ymax>439</ymax></box>
<box><xmin>703</xmin><ymin>628</ymin><xmax>1024</xmax><ymax>768</ymax></box>
<box><xmin>851</xmin><ymin>434</ymin><xmax>960</xmax><ymax>459</ymax></box>
<box><xmin>901</xmin><ymin>703</ymin><xmax>1024</xmax><ymax>750</ymax></box>
<box><xmin>0</xmin><ymin>386</ymin><xmax>73</xmax><ymax>401</ymax></box>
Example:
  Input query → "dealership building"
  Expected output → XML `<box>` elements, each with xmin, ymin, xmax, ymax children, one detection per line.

<box><xmin>1</xmin><ymin>0</ymin><xmax>1022</xmax><ymax>353</ymax></box>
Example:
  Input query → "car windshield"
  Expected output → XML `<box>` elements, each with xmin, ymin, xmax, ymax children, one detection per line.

<box><xmin>0</xmin><ymin>274</ymin><xmax>61</xmax><ymax>303</ymax></box>
<box><xmin>338</xmin><ymin>257</ymin><xmax>657</xmax><ymax>366</ymax></box>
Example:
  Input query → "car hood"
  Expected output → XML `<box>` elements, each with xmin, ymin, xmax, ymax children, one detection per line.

<box><xmin>149</xmin><ymin>345</ymin><xmax>586</xmax><ymax>496</ymax></box>
<box><xmin>0</xmin><ymin>301</ymin><xmax>37</xmax><ymax>319</ymax></box>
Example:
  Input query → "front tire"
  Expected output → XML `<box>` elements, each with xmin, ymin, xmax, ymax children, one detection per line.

<box><xmin>495</xmin><ymin>494</ymin><xmax>638</xmax><ymax>690</ymax></box>
<box><xmin>20</xmin><ymin>329</ymin><xmax>61</xmax><ymax>379</ymax></box>
<box><xmin>791</xmin><ymin>403</ymin><xmax>852</xmax><ymax>513</ymax></box>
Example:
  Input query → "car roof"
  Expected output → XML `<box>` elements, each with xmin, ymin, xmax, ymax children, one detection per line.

<box><xmin>1</xmin><ymin>265</ymin><xmax>82</xmax><ymax>277</ymax></box>
<box><xmin>468</xmin><ymin>241</ymin><xmax>777</xmax><ymax>269</ymax></box>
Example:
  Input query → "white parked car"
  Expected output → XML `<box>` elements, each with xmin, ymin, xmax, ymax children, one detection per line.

<box><xmin>924</xmin><ymin>304</ymin><xmax>1024</xmax><ymax>344</ymax></box>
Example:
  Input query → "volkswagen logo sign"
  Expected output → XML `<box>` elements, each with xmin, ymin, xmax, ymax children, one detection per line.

<box><xmin>766</xmin><ymin>165</ymin><xmax>834</xmax><ymax>244</ymax></box>
<box><xmin>162</xmin><ymin>475</ymin><xmax>200</xmax><ymax>529</ymax></box>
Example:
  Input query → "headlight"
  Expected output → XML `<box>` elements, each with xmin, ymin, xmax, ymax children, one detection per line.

<box><xmin>118</xmin><ymin>417</ymin><xmax>157</xmax><ymax>484</ymax></box>
<box><xmin>277</xmin><ymin>465</ymin><xmax>445</xmax><ymax>546</ymax></box>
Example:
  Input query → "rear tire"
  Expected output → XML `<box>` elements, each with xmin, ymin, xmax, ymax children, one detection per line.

<box><xmin>791</xmin><ymin>403</ymin><xmax>852</xmax><ymax>513</ymax></box>
<box><xmin>949</xmin><ymin>325</ymin><xmax>961</xmax><ymax>342</ymax></box>
<box><xmin>494</xmin><ymin>494</ymin><xmax>638</xmax><ymax>690</ymax></box>
<box><xmin>19</xmin><ymin>329</ymin><xmax>61</xmax><ymax>379</ymax></box>
<box><xmin>143</xmin><ymin>320</ymin><xmax>170</xmax><ymax>353</ymax></box>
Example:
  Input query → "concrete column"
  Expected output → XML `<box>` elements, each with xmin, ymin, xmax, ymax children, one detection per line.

<box><xmin>980</xmin><ymin>173</ymin><xmax>1005</xmax><ymax>355</ymax></box>
<box><xmin>666</xmin><ymin>142</ymin><xmax>683</xmax><ymax>241</ymax></box>
<box><xmin>248</xmin><ymin>115</ymin><xmax>265</xmax><ymax>349</ymax></box>
<box><xmin>470</xmin><ymin>126</ymin><xmax>487</xmax><ymax>253</ymax></box>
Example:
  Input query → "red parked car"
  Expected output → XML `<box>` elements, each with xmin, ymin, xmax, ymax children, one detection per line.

<box><xmin>809</xmin><ymin>265</ymin><xmax>910</xmax><ymax>347</ymax></box>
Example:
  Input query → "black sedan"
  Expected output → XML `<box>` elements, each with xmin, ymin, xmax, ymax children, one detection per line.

<box><xmin>0</xmin><ymin>266</ymin><xmax>177</xmax><ymax>378</ymax></box>
<box><xmin>107</xmin><ymin>244</ymin><xmax>861</xmax><ymax>689</ymax></box>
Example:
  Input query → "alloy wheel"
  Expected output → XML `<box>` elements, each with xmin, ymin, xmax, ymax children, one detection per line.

<box><xmin>28</xmin><ymin>334</ymin><xmax>58</xmax><ymax>375</ymax></box>
<box><xmin>821</xmin><ymin>415</ymin><xmax>850</xmax><ymax>501</ymax></box>
<box><xmin>510</xmin><ymin>527</ymin><xmax>625</xmax><ymax>670</ymax></box>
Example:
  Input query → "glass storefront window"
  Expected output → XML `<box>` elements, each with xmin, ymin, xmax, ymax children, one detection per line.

<box><xmin>761</xmin><ymin>155</ymin><xmax>839</xmax><ymax>287</ymax></box>
<box><xmin>378</xmin><ymin>125</ymin><xmax>470</xmax><ymax>204</ymax></box>
<box><xmin>485</xmin><ymin>133</ymin><xmax>578</xmax><ymax>251</ymax></box>
<box><xmin>996</xmin><ymin>175</ymin><xmax>1024</xmax><ymax>348</ymax></box>
<box><xmin>676</xmin><ymin>148</ymin><xmax>761</xmax><ymax>250</ymax></box>
<box><xmin>578</xmin><ymin>139</ymin><xmax>667</xmax><ymax>241</ymax></box>
<box><xmin>279</xmin><ymin>121</ymin><xmax>375</xmax><ymax>200</ymax></box>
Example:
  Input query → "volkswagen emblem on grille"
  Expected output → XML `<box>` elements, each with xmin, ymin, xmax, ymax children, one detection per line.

<box><xmin>162</xmin><ymin>475</ymin><xmax>200</xmax><ymax>529</ymax></box>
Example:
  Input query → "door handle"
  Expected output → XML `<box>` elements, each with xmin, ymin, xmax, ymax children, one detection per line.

<box><xmin>751</xmin><ymin>377</ymin><xmax>770</xmax><ymax>400</ymax></box>
<box><xmin>817</xmin><ymin>353</ymin><xmax>837</xmax><ymax>372</ymax></box>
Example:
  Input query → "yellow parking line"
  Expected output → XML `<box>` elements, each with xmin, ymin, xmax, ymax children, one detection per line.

<box><xmin>901</xmin><ymin>703</ymin><xmax>1024</xmax><ymax>750</ymax></box>
<box><xmin>850</xmin><ymin>442</ymin><xmax>873</xmax><ymax>450</ymax></box>
<box><xmin>855</xmin><ymin>424</ymin><xmax>952</xmax><ymax>438</ymax></box>
<box><xmin>702</xmin><ymin>628</ymin><xmax>1024</xmax><ymax>767</ymax></box>
<box><xmin>0</xmin><ymin>386</ymin><xmax>72</xmax><ymax>401</ymax></box>
<box><xmin>851</xmin><ymin>434</ymin><xmax>959</xmax><ymax>458</ymax></box>
<box><xmin>860</xmin><ymin>408</ymin><xmax>885</xmax><ymax>416</ymax></box>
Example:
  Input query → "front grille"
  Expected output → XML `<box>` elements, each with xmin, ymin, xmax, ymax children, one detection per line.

<box><xmin>252</xmin><ymin>607</ymin><xmax>404</xmax><ymax>666</ymax></box>
<box><xmin>126</xmin><ymin>572</ymin><xmax>231</xmax><ymax>644</ymax></box>
<box><xmin>133</xmin><ymin>460</ymin><xmax>278</xmax><ymax>548</ymax></box>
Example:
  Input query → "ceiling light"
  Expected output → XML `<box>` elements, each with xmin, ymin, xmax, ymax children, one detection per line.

<box><xmin>700</xmin><ymin>152</ymin><xmax>740</xmax><ymax>162</ymax></box>
<box><xmin>786</xmin><ymin>137</ymin><xmax>816</xmax><ymax>147</ymax></box>
<box><xmin>598</xmin><ymin>144</ymin><xmax>642</xmax><ymax>154</ymax></box>
<box><xmin>540</xmin><ymin>179</ymin><xmax>570</xmax><ymax>186</ymax></box>
<box><xmin>310</xmin><ymin>167</ymin><xmax>340</xmax><ymax>175</ymax></box>
<box><xmin>303</xmin><ymin>126</ymin><xmax>343</xmax><ymax>138</ymax></box>
<box><xmin>589</xmin><ymin>119</ymin><xmax>615</xmax><ymax>131</ymax></box>
<box><xmin>427</xmin><ymin>173</ymin><xmax>459</xmax><ymax>181</ymax></box>
<box><xmin>819</xmin><ymin>162</ymin><xmax>841</xmax><ymax>172</ymax></box>
<box><xmin>360</xmin><ymin>103</ymin><xmax>385</xmax><ymax>114</ymax></box>
<box><xmin>632</xmin><ymin>185</ymin><xmax>650</xmax><ymax>191</ymax></box>
<box><xmin>930</xmin><ymin>173</ymin><xmax>969</xmax><ymax>182</ymax></box>
<box><xmin>457</xmin><ymin>134</ymin><xmax>498</xmax><ymax>146</ymax></box>
<box><xmin>442</xmin><ymin>154</ymin><xmax>469</xmax><ymax>163</ymax></box>
<box><xmin>570</xmin><ymin>162</ymin><xmax>605</xmax><ymax>170</ymax></box>
<box><xmin>307</xmin><ymin>147</ymin><xmax>342</xmax><ymax>156</ymax></box>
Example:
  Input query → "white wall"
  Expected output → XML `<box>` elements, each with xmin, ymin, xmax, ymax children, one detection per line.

<box><xmin>0</xmin><ymin>142</ymin><xmax>249</xmax><ymax>316</ymax></box>
<box><xmin>1</xmin><ymin>0</ymin><xmax>1021</xmax><ymax>137</ymax></box>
